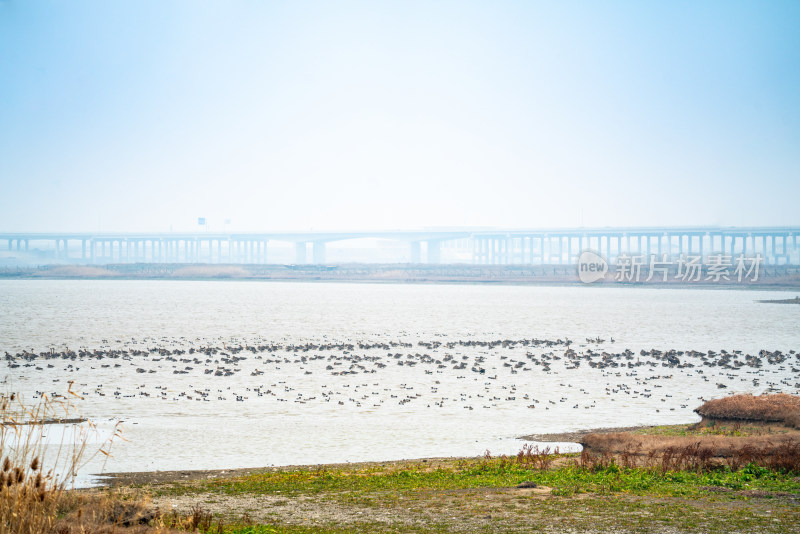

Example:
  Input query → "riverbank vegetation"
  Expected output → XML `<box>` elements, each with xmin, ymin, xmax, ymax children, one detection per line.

<box><xmin>3</xmin><ymin>392</ymin><xmax>799</xmax><ymax>533</ymax></box>
<box><xmin>695</xmin><ymin>392</ymin><xmax>800</xmax><ymax>427</ymax></box>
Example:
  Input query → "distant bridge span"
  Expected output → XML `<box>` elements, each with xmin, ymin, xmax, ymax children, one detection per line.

<box><xmin>0</xmin><ymin>226</ymin><xmax>798</xmax><ymax>265</ymax></box>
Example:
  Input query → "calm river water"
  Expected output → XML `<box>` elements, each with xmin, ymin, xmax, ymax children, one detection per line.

<box><xmin>1</xmin><ymin>280</ymin><xmax>798</xmax><ymax>484</ymax></box>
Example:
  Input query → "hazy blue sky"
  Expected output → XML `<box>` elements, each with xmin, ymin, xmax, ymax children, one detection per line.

<box><xmin>1</xmin><ymin>1</ymin><xmax>798</xmax><ymax>232</ymax></box>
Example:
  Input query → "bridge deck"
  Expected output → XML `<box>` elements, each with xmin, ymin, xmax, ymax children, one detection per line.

<box><xmin>1</xmin><ymin>227</ymin><xmax>797</xmax><ymax>265</ymax></box>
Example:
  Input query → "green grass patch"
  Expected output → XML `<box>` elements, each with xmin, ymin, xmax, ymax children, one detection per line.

<box><xmin>156</xmin><ymin>457</ymin><xmax>800</xmax><ymax>501</ymax></box>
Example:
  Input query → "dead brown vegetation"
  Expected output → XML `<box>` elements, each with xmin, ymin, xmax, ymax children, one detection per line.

<box><xmin>581</xmin><ymin>431</ymin><xmax>800</xmax><ymax>472</ymax></box>
<box><xmin>580</xmin><ymin>437</ymin><xmax>800</xmax><ymax>473</ymax></box>
<box><xmin>170</xmin><ymin>266</ymin><xmax>248</xmax><ymax>279</ymax></box>
<box><xmin>36</xmin><ymin>490</ymin><xmax>230</xmax><ymax>533</ymax></box>
<box><xmin>31</xmin><ymin>266</ymin><xmax>121</xmax><ymax>278</ymax></box>
<box><xmin>695</xmin><ymin>393</ymin><xmax>800</xmax><ymax>428</ymax></box>
<box><xmin>0</xmin><ymin>391</ymin><xmax>228</xmax><ymax>533</ymax></box>
<box><xmin>580</xmin><ymin>394</ymin><xmax>800</xmax><ymax>473</ymax></box>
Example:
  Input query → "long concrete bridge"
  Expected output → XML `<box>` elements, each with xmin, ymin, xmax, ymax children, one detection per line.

<box><xmin>1</xmin><ymin>226</ymin><xmax>798</xmax><ymax>265</ymax></box>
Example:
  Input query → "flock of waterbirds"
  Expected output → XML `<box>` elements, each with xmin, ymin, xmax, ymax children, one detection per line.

<box><xmin>5</xmin><ymin>335</ymin><xmax>799</xmax><ymax>413</ymax></box>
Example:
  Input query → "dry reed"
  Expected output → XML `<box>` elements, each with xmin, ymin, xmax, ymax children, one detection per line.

<box><xmin>580</xmin><ymin>432</ymin><xmax>800</xmax><ymax>472</ymax></box>
<box><xmin>695</xmin><ymin>393</ymin><xmax>800</xmax><ymax>428</ymax></box>
<box><xmin>0</xmin><ymin>390</ymin><xmax>92</xmax><ymax>533</ymax></box>
<box><xmin>0</xmin><ymin>390</ymin><xmax>232</xmax><ymax>533</ymax></box>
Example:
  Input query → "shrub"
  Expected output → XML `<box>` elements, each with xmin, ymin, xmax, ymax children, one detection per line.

<box><xmin>695</xmin><ymin>393</ymin><xmax>800</xmax><ymax>427</ymax></box>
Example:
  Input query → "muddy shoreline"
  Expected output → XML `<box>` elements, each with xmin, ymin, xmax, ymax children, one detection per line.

<box><xmin>516</xmin><ymin>424</ymin><xmax>671</xmax><ymax>443</ymax></box>
<box><xmin>94</xmin><ymin>424</ymin><xmax>670</xmax><ymax>487</ymax></box>
<box><xmin>2</xmin><ymin>263</ymin><xmax>799</xmax><ymax>288</ymax></box>
<box><xmin>95</xmin><ymin>456</ymin><xmax>459</xmax><ymax>487</ymax></box>
<box><xmin>2</xmin><ymin>417</ymin><xmax>87</xmax><ymax>426</ymax></box>
<box><xmin>757</xmin><ymin>296</ymin><xmax>800</xmax><ymax>304</ymax></box>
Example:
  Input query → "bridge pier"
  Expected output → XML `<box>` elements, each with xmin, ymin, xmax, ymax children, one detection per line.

<box><xmin>313</xmin><ymin>242</ymin><xmax>326</xmax><ymax>264</ymax></box>
<box><xmin>427</xmin><ymin>240</ymin><xmax>441</xmax><ymax>264</ymax></box>
<box><xmin>260</xmin><ymin>240</ymin><xmax>266</xmax><ymax>263</ymax></box>
<box><xmin>541</xmin><ymin>236</ymin><xmax>548</xmax><ymax>263</ymax></box>
<box><xmin>295</xmin><ymin>242</ymin><xmax>307</xmax><ymax>264</ymax></box>
<box><xmin>410</xmin><ymin>241</ymin><xmax>422</xmax><ymax>263</ymax></box>
<box><xmin>771</xmin><ymin>236</ymin><xmax>776</xmax><ymax>264</ymax></box>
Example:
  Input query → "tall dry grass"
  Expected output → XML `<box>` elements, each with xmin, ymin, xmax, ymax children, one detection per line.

<box><xmin>2</xmin><ymin>391</ymin><xmax>79</xmax><ymax>533</ymax></box>
<box><xmin>0</xmin><ymin>389</ymin><xmax>128</xmax><ymax>533</ymax></box>
<box><xmin>0</xmin><ymin>390</ymin><xmax>230</xmax><ymax>533</ymax></box>
<box><xmin>695</xmin><ymin>393</ymin><xmax>800</xmax><ymax>427</ymax></box>
<box><xmin>580</xmin><ymin>432</ymin><xmax>800</xmax><ymax>472</ymax></box>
